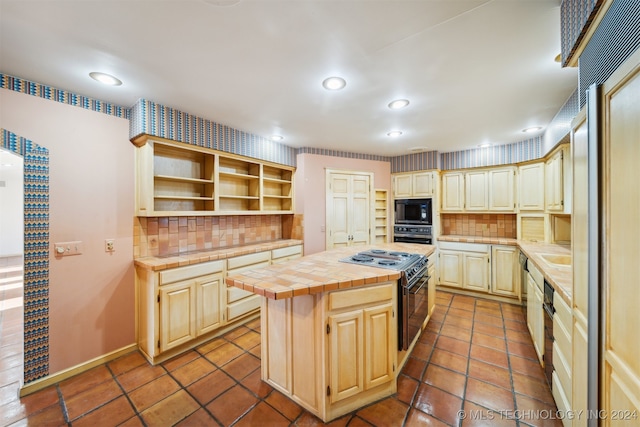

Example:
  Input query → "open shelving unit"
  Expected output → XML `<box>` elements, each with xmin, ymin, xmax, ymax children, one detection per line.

<box><xmin>374</xmin><ymin>189</ymin><xmax>389</xmax><ymax>243</ymax></box>
<box><xmin>133</xmin><ymin>136</ymin><xmax>295</xmax><ymax>216</ymax></box>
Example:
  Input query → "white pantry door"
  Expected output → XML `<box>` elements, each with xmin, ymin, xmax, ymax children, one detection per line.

<box><xmin>326</xmin><ymin>171</ymin><xmax>372</xmax><ymax>249</ymax></box>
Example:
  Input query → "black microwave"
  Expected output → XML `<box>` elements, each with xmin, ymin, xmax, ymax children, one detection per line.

<box><xmin>394</xmin><ymin>198</ymin><xmax>433</xmax><ymax>225</ymax></box>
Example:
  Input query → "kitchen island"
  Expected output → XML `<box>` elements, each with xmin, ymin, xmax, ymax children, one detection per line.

<box><xmin>226</xmin><ymin>242</ymin><xmax>435</xmax><ymax>422</ymax></box>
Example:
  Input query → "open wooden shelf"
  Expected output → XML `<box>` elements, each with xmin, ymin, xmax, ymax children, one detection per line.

<box><xmin>134</xmin><ymin>135</ymin><xmax>295</xmax><ymax>216</ymax></box>
<box><xmin>374</xmin><ymin>189</ymin><xmax>389</xmax><ymax>243</ymax></box>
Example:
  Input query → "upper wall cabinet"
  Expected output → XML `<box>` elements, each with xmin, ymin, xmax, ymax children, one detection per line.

<box><xmin>545</xmin><ymin>144</ymin><xmax>570</xmax><ymax>214</ymax></box>
<box><xmin>392</xmin><ymin>171</ymin><xmax>435</xmax><ymax>198</ymax></box>
<box><xmin>518</xmin><ymin>162</ymin><xmax>545</xmax><ymax>211</ymax></box>
<box><xmin>442</xmin><ymin>166</ymin><xmax>516</xmax><ymax>213</ymax></box>
<box><xmin>133</xmin><ymin>136</ymin><xmax>295</xmax><ymax>216</ymax></box>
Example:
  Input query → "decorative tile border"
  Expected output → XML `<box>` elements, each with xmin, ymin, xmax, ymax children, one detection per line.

<box><xmin>0</xmin><ymin>74</ymin><xmax>130</xmax><ymax>119</ymax></box>
<box><xmin>130</xmin><ymin>99</ymin><xmax>296</xmax><ymax>166</ymax></box>
<box><xmin>1</xmin><ymin>129</ymin><xmax>50</xmax><ymax>384</ymax></box>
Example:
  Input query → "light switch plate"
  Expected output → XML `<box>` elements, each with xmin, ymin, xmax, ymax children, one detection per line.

<box><xmin>54</xmin><ymin>241</ymin><xmax>83</xmax><ymax>256</ymax></box>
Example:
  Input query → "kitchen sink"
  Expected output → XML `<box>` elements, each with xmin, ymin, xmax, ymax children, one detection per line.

<box><xmin>539</xmin><ymin>253</ymin><xmax>571</xmax><ymax>268</ymax></box>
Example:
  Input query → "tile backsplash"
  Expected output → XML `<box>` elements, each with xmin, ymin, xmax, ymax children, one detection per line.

<box><xmin>134</xmin><ymin>214</ymin><xmax>302</xmax><ymax>258</ymax></box>
<box><xmin>441</xmin><ymin>213</ymin><xmax>517</xmax><ymax>239</ymax></box>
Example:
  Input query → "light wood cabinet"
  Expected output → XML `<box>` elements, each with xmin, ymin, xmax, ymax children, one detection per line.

<box><xmin>488</xmin><ymin>167</ymin><xmax>516</xmax><ymax>211</ymax></box>
<box><xmin>374</xmin><ymin>190</ymin><xmax>389</xmax><ymax>244</ymax></box>
<box><xmin>261</xmin><ymin>281</ymin><xmax>397</xmax><ymax>422</ymax></box>
<box><xmin>133</xmin><ymin>135</ymin><xmax>294</xmax><ymax>216</ymax></box>
<box><xmin>465</xmin><ymin>170</ymin><xmax>489</xmax><ymax>211</ymax></box>
<box><xmin>491</xmin><ymin>245</ymin><xmax>518</xmax><ymax>297</ymax></box>
<box><xmin>526</xmin><ymin>273</ymin><xmax>544</xmax><ymax>363</ymax></box>
<box><xmin>136</xmin><ymin>243</ymin><xmax>302</xmax><ymax>364</ymax></box>
<box><xmin>518</xmin><ymin>162</ymin><xmax>545</xmax><ymax>211</ymax></box>
<box><xmin>552</xmin><ymin>295</ymin><xmax>572</xmax><ymax>427</ymax></box>
<box><xmin>545</xmin><ymin>147</ymin><xmax>566</xmax><ymax>212</ymax></box>
<box><xmin>427</xmin><ymin>263</ymin><xmax>436</xmax><ymax>317</ymax></box>
<box><xmin>139</xmin><ymin>260</ymin><xmax>225</xmax><ymax>358</ymax></box>
<box><xmin>441</xmin><ymin>172</ymin><xmax>465</xmax><ymax>211</ymax></box>
<box><xmin>438</xmin><ymin>242</ymin><xmax>490</xmax><ymax>293</ymax></box>
<box><xmin>442</xmin><ymin>166</ymin><xmax>515</xmax><ymax>212</ymax></box>
<box><xmin>392</xmin><ymin>171</ymin><xmax>435</xmax><ymax>198</ymax></box>
<box><xmin>326</xmin><ymin>171</ymin><xmax>372</xmax><ymax>249</ymax></box>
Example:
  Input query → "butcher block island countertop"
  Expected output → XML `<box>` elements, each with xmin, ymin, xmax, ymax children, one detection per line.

<box><xmin>226</xmin><ymin>242</ymin><xmax>435</xmax><ymax>299</ymax></box>
<box><xmin>227</xmin><ymin>242</ymin><xmax>435</xmax><ymax>423</ymax></box>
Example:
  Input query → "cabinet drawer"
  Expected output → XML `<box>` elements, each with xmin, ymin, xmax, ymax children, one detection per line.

<box><xmin>552</xmin><ymin>372</ymin><xmax>572</xmax><ymax>427</ymax></box>
<box><xmin>328</xmin><ymin>283</ymin><xmax>394</xmax><ymax>311</ymax></box>
<box><xmin>553</xmin><ymin>341</ymin><xmax>572</xmax><ymax>402</ymax></box>
<box><xmin>438</xmin><ymin>241</ymin><xmax>489</xmax><ymax>253</ymax></box>
<box><xmin>227</xmin><ymin>251</ymin><xmax>271</xmax><ymax>270</ymax></box>
<box><xmin>227</xmin><ymin>286</ymin><xmax>257</xmax><ymax>304</ymax></box>
<box><xmin>227</xmin><ymin>294</ymin><xmax>260</xmax><ymax>321</ymax></box>
<box><xmin>553</xmin><ymin>314</ymin><xmax>572</xmax><ymax>362</ymax></box>
<box><xmin>272</xmin><ymin>245</ymin><xmax>302</xmax><ymax>260</ymax></box>
<box><xmin>553</xmin><ymin>294</ymin><xmax>572</xmax><ymax>331</ymax></box>
<box><xmin>160</xmin><ymin>260</ymin><xmax>224</xmax><ymax>285</ymax></box>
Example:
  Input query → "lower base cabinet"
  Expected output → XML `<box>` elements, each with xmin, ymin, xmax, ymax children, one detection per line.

<box><xmin>526</xmin><ymin>273</ymin><xmax>545</xmax><ymax>363</ymax></box>
<box><xmin>438</xmin><ymin>242</ymin><xmax>519</xmax><ymax>299</ymax></box>
<box><xmin>261</xmin><ymin>281</ymin><xmax>397</xmax><ymax>422</ymax></box>
<box><xmin>136</xmin><ymin>244</ymin><xmax>302</xmax><ymax>364</ymax></box>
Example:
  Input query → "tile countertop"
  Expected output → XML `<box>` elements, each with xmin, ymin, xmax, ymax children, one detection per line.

<box><xmin>134</xmin><ymin>239</ymin><xmax>304</xmax><ymax>271</ymax></box>
<box><xmin>226</xmin><ymin>243</ymin><xmax>436</xmax><ymax>300</ymax></box>
<box><xmin>517</xmin><ymin>241</ymin><xmax>572</xmax><ymax>305</ymax></box>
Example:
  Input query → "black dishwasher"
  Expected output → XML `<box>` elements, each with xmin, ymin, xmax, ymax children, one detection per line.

<box><xmin>543</xmin><ymin>280</ymin><xmax>554</xmax><ymax>389</ymax></box>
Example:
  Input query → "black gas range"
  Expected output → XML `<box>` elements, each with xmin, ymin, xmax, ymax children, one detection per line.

<box><xmin>339</xmin><ymin>248</ymin><xmax>431</xmax><ymax>351</ymax></box>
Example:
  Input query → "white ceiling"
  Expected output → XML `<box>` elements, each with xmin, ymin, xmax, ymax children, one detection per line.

<box><xmin>0</xmin><ymin>0</ymin><xmax>578</xmax><ymax>156</ymax></box>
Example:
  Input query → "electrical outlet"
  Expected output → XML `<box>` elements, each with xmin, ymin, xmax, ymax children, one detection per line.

<box><xmin>105</xmin><ymin>239</ymin><xmax>115</xmax><ymax>252</ymax></box>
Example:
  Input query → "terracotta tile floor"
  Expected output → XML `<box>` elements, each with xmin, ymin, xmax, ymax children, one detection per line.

<box><xmin>1</xmin><ymin>274</ymin><xmax>562</xmax><ymax>426</ymax></box>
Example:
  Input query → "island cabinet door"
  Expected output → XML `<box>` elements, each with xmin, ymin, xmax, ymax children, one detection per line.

<box><xmin>364</xmin><ymin>303</ymin><xmax>394</xmax><ymax>389</ymax></box>
<box><xmin>329</xmin><ymin>310</ymin><xmax>364</xmax><ymax>403</ymax></box>
<box><xmin>159</xmin><ymin>280</ymin><xmax>197</xmax><ymax>352</ymax></box>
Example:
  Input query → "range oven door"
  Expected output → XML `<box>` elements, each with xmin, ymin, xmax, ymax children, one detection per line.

<box><xmin>393</xmin><ymin>234</ymin><xmax>432</xmax><ymax>245</ymax></box>
<box><xmin>400</xmin><ymin>273</ymin><xmax>430</xmax><ymax>350</ymax></box>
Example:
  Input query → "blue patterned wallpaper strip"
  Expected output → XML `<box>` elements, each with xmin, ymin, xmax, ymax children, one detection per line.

<box><xmin>439</xmin><ymin>137</ymin><xmax>542</xmax><ymax>171</ymax></box>
<box><xmin>543</xmin><ymin>89</ymin><xmax>579</xmax><ymax>153</ymax></box>
<box><xmin>0</xmin><ymin>74</ymin><xmax>130</xmax><ymax>120</ymax></box>
<box><xmin>390</xmin><ymin>150</ymin><xmax>439</xmax><ymax>173</ymax></box>
<box><xmin>1</xmin><ymin>129</ymin><xmax>50</xmax><ymax>384</ymax></box>
<box><xmin>130</xmin><ymin>99</ymin><xmax>297</xmax><ymax>166</ymax></box>
<box><xmin>295</xmin><ymin>146</ymin><xmax>391</xmax><ymax>162</ymax></box>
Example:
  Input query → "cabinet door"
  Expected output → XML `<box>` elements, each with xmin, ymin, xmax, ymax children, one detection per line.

<box><xmin>329</xmin><ymin>310</ymin><xmax>364</xmax><ymax>403</ymax></box>
<box><xmin>545</xmin><ymin>150</ymin><xmax>564</xmax><ymax>211</ymax></box>
<box><xmin>439</xmin><ymin>250</ymin><xmax>463</xmax><ymax>288</ymax></box>
<box><xmin>488</xmin><ymin>167</ymin><xmax>515</xmax><ymax>211</ymax></box>
<box><xmin>491</xmin><ymin>245</ymin><xmax>518</xmax><ymax>297</ymax></box>
<box><xmin>393</xmin><ymin>174</ymin><xmax>412</xmax><ymax>198</ymax></box>
<box><xmin>527</xmin><ymin>277</ymin><xmax>544</xmax><ymax>363</ymax></box>
<box><xmin>350</xmin><ymin>175</ymin><xmax>371</xmax><ymax>246</ymax></box>
<box><xmin>160</xmin><ymin>280</ymin><xmax>196</xmax><ymax>352</ymax></box>
<box><xmin>364</xmin><ymin>304</ymin><xmax>394</xmax><ymax>389</ymax></box>
<box><xmin>196</xmin><ymin>274</ymin><xmax>222</xmax><ymax>336</ymax></box>
<box><xmin>441</xmin><ymin>172</ymin><xmax>464</xmax><ymax>211</ymax></box>
<box><xmin>519</xmin><ymin>162</ymin><xmax>545</xmax><ymax>211</ymax></box>
<box><xmin>327</xmin><ymin>172</ymin><xmax>371</xmax><ymax>248</ymax></box>
<box><xmin>463</xmin><ymin>252</ymin><xmax>490</xmax><ymax>292</ymax></box>
<box><xmin>465</xmin><ymin>171</ymin><xmax>489</xmax><ymax>211</ymax></box>
<box><xmin>427</xmin><ymin>264</ymin><xmax>436</xmax><ymax>317</ymax></box>
<box><xmin>412</xmin><ymin>172</ymin><xmax>433</xmax><ymax>197</ymax></box>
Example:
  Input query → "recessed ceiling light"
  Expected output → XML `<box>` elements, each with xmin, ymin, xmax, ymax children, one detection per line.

<box><xmin>388</xmin><ymin>99</ymin><xmax>410</xmax><ymax>109</ymax></box>
<box><xmin>89</xmin><ymin>72</ymin><xmax>122</xmax><ymax>86</ymax></box>
<box><xmin>269</xmin><ymin>135</ymin><xmax>284</xmax><ymax>141</ymax></box>
<box><xmin>387</xmin><ymin>131</ymin><xmax>403</xmax><ymax>138</ymax></box>
<box><xmin>322</xmin><ymin>77</ymin><xmax>346</xmax><ymax>91</ymax></box>
<box><xmin>409</xmin><ymin>147</ymin><xmax>428</xmax><ymax>152</ymax></box>
<box><xmin>478</xmin><ymin>143</ymin><xmax>492</xmax><ymax>148</ymax></box>
<box><xmin>522</xmin><ymin>126</ymin><xmax>543</xmax><ymax>133</ymax></box>
<box><xmin>554</xmin><ymin>53</ymin><xmax>562</xmax><ymax>63</ymax></box>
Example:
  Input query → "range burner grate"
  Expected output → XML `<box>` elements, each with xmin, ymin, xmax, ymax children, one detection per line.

<box><xmin>351</xmin><ymin>255</ymin><xmax>374</xmax><ymax>263</ymax></box>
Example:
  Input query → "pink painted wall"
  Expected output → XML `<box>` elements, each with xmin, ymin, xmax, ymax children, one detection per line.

<box><xmin>0</xmin><ymin>89</ymin><xmax>135</xmax><ymax>374</ymax></box>
<box><xmin>295</xmin><ymin>153</ymin><xmax>391</xmax><ymax>255</ymax></box>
